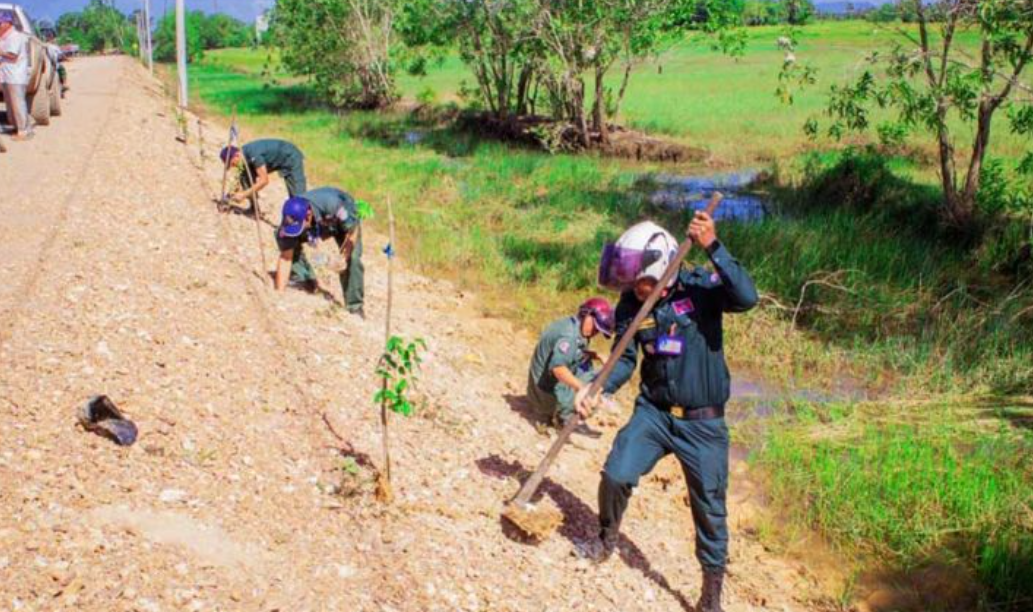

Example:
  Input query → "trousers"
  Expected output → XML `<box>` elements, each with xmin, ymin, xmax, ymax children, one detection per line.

<box><xmin>600</xmin><ymin>395</ymin><xmax>730</xmax><ymax>570</ymax></box>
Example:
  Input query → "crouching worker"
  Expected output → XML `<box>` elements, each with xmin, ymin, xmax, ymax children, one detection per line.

<box><xmin>575</xmin><ymin>214</ymin><xmax>758</xmax><ymax>612</ymax></box>
<box><xmin>221</xmin><ymin>138</ymin><xmax>307</xmax><ymax>206</ymax></box>
<box><xmin>526</xmin><ymin>298</ymin><xmax>614</xmax><ymax>437</ymax></box>
<box><xmin>274</xmin><ymin>187</ymin><xmax>365</xmax><ymax>318</ymax></box>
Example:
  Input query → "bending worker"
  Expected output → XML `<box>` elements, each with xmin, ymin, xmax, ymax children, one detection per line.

<box><xmin>275</xmin><ymin>187</ymin><xmax>365</xmax><ymax>318</ymax></box>
<box><xmin>526</xmin><ymin>298</ymin><xmax>614</xmax><ymax>437</ymax></box>
<box><xmin>221</xmin><ymin>138</ymin><xmax>307</xmax><ymax>204</ymax></box>
<box><xmin>576</xmin><ymin>211</ymin><xmax>758</xmax><ymax>612</ymax></box>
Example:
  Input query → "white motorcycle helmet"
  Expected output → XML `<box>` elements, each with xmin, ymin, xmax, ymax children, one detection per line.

<box><xmin>598</xmin><ymin>221</ymin><xmax>679</xmax><ymax>291</ymax></box>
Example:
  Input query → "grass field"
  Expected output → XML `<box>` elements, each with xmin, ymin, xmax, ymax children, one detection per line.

<box><xmin>207</xmin><ymin>21</ymin><xmax>1031</xmax><ymax>169</ymax></box>
<box><xmin>181</xmin><ymin>19</ymin><xmax>1033</xmax><ymax>608</ymax></box>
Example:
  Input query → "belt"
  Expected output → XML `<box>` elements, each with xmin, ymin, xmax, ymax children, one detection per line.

<box><xmin>660</xmin><ymin>405</ymin><xmax>724</xmax><ymax>420</ymax></box>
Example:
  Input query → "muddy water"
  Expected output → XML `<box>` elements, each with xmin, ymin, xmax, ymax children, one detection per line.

<box><xmin>647</xmin><ymin>169</ymin><xmax>770</xmax><ymax>221</ymax></box>
<box><xmin>725</xmin><ymin>372</ymin><xmax>870</xmax><ymax>466</ymax></box>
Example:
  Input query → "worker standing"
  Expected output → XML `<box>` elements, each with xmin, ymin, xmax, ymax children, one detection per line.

<box><xmin>576</xmin><ymin>212</ymin><xmax>758</xmax><ymax>612</ymax></box>
<box><xmin>274</xmin><ymin>187</ymin><xmax>365</xmax><ymax>318</ymax></box>
<box><xmin>221</xmin><ymin>138</ymin><xmax>307</xmax><ymax>206</ymax></box>
<box><xmin>0</xmin><ymin>11</ymin><xmax>33</xmax><ymax>141</ymax></box>
<box><xmin>526</xmin><ymin>298</ymin><xmax>614</xmax><ymax>437</ymax></box>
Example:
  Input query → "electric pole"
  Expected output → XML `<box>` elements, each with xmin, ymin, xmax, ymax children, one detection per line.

<box><xmin>143</xmin><ymin>0</ymin><xmax>153</xmax><ymax>74</ymax></box>
<box><xmin>175</xmin><ymin>0</ymin><xmax>188</xmax><ymax>109</ymax></box>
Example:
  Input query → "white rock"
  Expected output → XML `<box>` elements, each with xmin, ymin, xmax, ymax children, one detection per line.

<box><xmin>95</xmin><ymin>341</ymin><xmax>112</xmax><ymax>359</ymax></box>
<box><xmin>336</xmin><ymin>564</ymin><xmax>355</xmax><ymax>578</ymax></box>
<box><xmin>159</xmin><ymin>489</ymin><xmax>187</xmax><ymax>503</ymax></box>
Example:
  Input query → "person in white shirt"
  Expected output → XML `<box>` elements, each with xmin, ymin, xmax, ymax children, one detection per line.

<box><xmin>0</xmin><ymin>11</ymin><xmax>33</xmax><ymax>140</ymax></box>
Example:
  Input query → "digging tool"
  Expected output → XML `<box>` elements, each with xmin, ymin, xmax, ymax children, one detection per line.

<box><xmin>217</xmin><ymin>107</ymin><xmax>238</xmax><ymax>209</ymax></box>
<box><xmin>502</xmin><ymin>192</ymin><xmax>724</xmax><ymax>539</ymax></box>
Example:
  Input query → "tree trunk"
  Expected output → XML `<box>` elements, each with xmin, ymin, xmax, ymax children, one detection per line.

<box><xmin>593</xmin><ymin>62</ymin><xmax>608</xmax><ymax>143</ymax></box>
<box><xmin>611</xmin><ymin>61</ymin><xmax>633</xmax><ymax>121</ymax></box>
<box><xmin>515</xmin><ymin>62</ymin><xmax>535</xmax><ymax>116</ymax></box>
<box><xmin>574</xmin><ymin>78</ymin><xmax>589</xmax><ymax>149</ymax></box>
<box><xmin>957</xmin><ymin>100</ymin><xmax>997</xmax><ymax>225</ymax></box>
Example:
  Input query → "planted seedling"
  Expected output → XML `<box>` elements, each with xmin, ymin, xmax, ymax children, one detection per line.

<box><xmin>373</xmin><ymin>335</ymin><xmax>426</xmax><ymax>501</ymax></box>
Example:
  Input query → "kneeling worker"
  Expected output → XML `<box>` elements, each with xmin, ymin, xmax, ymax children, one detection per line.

<box><xmin>221</xmin><ymin>138</ymin><xmax>307</xmax><ymax>204</ymax></box>
<box><xmin>275</xmin><ymin>187</ymin><xmax>365</xmax><ymax>318</ymax></box>
<box><xmin>527</xmin><ymin>298</ymin><xmax>614</xmax><ymax>437</ymax></box>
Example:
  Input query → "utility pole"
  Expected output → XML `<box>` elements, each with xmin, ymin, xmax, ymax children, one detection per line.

<box><xmin>136</xmin><ymin>12</ymin><xmax>144</xmax><ymax>63</ymax></box>
<box><xmin>175</xmin><ymin>0</ymin><xmax>188</xmax><ymax>108</ymax></box>
<box><xmin>143</xmin><ymin>0</ymin><xmax>153</xmax><ymax>75</ymax></box>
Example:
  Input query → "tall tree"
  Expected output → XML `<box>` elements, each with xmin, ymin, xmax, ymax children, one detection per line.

<box><xmin>274</xmin><ymin>0</ymin><xmax>399</xmax><ymax>109</ymax></box>
<box><xmin>813</xmin><ymin>0</ymin><xmax>1033</xmax><ymax>226</ymax></box>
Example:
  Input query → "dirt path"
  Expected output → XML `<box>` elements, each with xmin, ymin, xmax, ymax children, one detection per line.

<box><xmin>0</xmin><ymin>57</ymin><xmax>836</xmax><ymax>612</ymax></box>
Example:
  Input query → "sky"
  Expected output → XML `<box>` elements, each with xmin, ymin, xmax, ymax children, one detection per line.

<box><xmin>21</xmin><ymin>0</ymin><xmax>893</xmax><ymax>26</ymax></box>
<box><xmin>21</xmin><ymin>0</ymin><xmax>273</xmax><ymax>23</ymax></box>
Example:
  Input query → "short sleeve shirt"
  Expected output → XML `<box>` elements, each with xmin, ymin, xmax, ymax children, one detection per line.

<box><xmin>1</xmin><ymin>29</ymin><xmax>30</xmax><ymax>85</ymax></box>
<box><xmin>529</xmin><ymin>316</ymin><xmax>586</xmax><ymax>392</ymax></box>
<box><xmin>242</xmin><ymin>139</ymin><xmax>302</xmax><ymax>173</ymax></box>
<box><xmin>276</xmin><ymin>187</ymin><xmax>358</xmax><ymax>251</ymax></box>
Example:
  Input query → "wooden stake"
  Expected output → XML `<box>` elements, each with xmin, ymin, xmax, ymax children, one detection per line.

<box><xmin>377</xmin><ymin>196</ymin><xmax>396</xmax><ymax>502</ymax></box>
<box><xmin>218</xmin><ymin>107</ymin><xmax>238</xmax><ymax>205</ymax></box>
<box><xmin>238</xmin><ymin>145</ymin><xmax>269</xmax><ymax>276</ymax></box>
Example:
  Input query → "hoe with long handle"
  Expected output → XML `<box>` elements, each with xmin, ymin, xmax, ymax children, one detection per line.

<box><xmin>504</xmin><ymin>192</ymin><xmax>723</xmax><ymax>532</ymax></box>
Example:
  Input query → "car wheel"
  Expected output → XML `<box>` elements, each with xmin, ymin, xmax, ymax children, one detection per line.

<box><xmin>29</xmin><ymin>88</ymin><xmax>51</xmax><ymax>126</ymax></box>
<box><xmin>49</xmin><ymin>73</ymin><xmax>62</xmax><ymax>117</ymax></box>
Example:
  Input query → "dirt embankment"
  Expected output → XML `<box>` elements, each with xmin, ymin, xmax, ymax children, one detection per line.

<box><xmin>0</xmin><ymin>56</ymin><xmax>841</xmax><ymax>611</ymax></box>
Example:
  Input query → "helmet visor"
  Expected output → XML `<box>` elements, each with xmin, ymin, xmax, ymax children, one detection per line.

<box><xmin>598</xmin><ymin>244</ymin><xmax>662</xmax><ymax>291</ymax></box>
<box><xmin>593</xmin><ymin>311</ymin><xmax>615</xmax><ymax>337</ymax></box>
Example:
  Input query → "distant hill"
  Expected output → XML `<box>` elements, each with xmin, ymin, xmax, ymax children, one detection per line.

<box><xmin>814</xmin><ymin>1</ymin><xmax>877</xmax><ymax>15</ymax></box>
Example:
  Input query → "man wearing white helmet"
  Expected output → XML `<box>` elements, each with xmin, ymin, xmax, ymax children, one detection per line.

<box><xmin>577</xmin><ymin>210</ymin><xmax>758</xmax><ymax>612</ymax></box>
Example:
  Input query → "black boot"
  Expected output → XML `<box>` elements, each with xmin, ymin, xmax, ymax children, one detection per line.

<box><xmin>575</xmin><ymin>527</ymin><xmax>618</xmax><ymax>563</ymax></box>
<box><xmin>697</xmin><ymin>568</ymin><xmax>725</xmax><ymax>612</ymax></box>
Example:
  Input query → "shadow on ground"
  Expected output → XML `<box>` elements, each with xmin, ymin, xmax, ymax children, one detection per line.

<box><xmin>476</xmin><ymin>453</ymin><xmax>696</xmax><ymax>611</ymax></box>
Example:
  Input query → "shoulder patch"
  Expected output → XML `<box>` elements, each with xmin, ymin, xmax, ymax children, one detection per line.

<box><xmin>710</xmin><ymin>272</ymin><xmax>722</xmax><ymax>285</ymax></box>
<box><xmin>335</xmin><ymin>208</ymin><xmax>350</xmax><ymax>222</ymax></box>
<box><xmin>557</xmin><ymin>340</ymin><xmax>571</xmax><ymax>354</ymax></box>
<box><xmin>672</xmin><ymin>297</ymin><xmax>695</xmax><ymax>316</ymax></box>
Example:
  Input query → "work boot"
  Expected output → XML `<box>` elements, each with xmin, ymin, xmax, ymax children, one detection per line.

<box><xmin>696</xmin><ymin>568</ymin><xmax>725</xmax><ymax>612</ymax></box>
<box><xmin>573</xmin><ymin>530</ymin><xmax>618</xmax><ymax>564</ymax></box>
<box><xmin>349</xmin><ymin>307</ymin><xmax>365</xmax><ymax>320</ymax></box>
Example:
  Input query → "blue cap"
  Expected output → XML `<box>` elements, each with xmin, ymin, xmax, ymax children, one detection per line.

<box><xmin>279</xmin><ymin>197</ymin><xmax>311</xmax><ymax>238</ymax></box>
<box><xmin>0</xmin><ymin>11</ymin><xmax>14</xmax><ymax>23</ymax></box>
<box><xmin>220</xmin><ymin>145</ymin><xmax>240</xmax><ymax>166</ymax></box>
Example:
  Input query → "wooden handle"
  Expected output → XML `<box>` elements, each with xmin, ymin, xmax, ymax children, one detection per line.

<box><xmin>511</xmin><ymin>192</ymin><xmax>723</xmax><ymax>507</ymax></box>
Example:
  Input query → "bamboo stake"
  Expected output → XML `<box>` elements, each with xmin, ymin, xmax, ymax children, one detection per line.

<box><xmin>238</xmin><ymin>145</ymin><xmax>269</xmax><ymax>275</ymax></box>
<box><xmin>378</xmin><ymin>196</ymin><xmax>396</xmax><ymax>501</ymax></box>
<box><xmin>218</xmin><ymin>107</ymin><xmax>238</xmax><ymax>206</ymax></box>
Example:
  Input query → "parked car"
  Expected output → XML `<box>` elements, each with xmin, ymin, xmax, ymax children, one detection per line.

<box><xmin>0</xmin><ymin>3</ymin><xmax>61</xmax><ymax>126</ymax></box>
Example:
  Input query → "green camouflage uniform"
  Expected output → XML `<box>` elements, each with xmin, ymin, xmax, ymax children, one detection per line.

<box><xmin>275</xmin><ymin>187</ymin><xmax>364</xmax><ymax>312</ymax></box>
<box><xmin>241</xmin><ymin>139</ymin><xmax>307</xmax><ymax>197</ymax></box>
<box><xmin>527</xmin><ymin>316</ymin><xmax>595</xmax><ymax>424</ymax></box>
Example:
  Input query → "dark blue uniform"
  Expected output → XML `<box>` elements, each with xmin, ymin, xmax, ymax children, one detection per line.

<box><xmin>598</xmin><ymin>240</ymin><xmax>758</xmax><ymax>571</ymax></box>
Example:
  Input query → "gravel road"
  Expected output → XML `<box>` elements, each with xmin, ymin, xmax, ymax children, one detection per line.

<box><xmin>0</xmin><ymin>56</ymin><xmax>839</xmax><ymax>612</ymax></box>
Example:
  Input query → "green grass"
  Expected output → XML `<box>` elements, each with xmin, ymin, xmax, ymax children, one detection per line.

<box><xmin>190</xmin><ymin>28</ymin><xmax>1033</xmax><ymax>393</ymax></box>
<box><xmin>754</xmin><ymin>399</ymin><xmax>1033</xmax><ymax>609</ymax></box>
<box><xmin>207</xmin><ymin>22</ymin><xmax>1030</xmax><ymax>169</ymax></box>
<box><xmin>181</xmin><ymin>20</ymin><xmax>1033</xmax><ymax>607</ymax></box>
